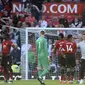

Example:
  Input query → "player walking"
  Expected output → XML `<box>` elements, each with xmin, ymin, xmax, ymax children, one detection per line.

<box><xmin>36</xmin><ymin>31</ymin><xmax>49</xmax><ymax>85</ymax></box>
<box><xmin>63</xmin><ymin>34</ymin><xmax>77</xmax><ymax>84</ymax></box>
<box><xmin>53</xmin><ymin>33</ymin><xmax>66</xmax><ymax>84</ymax></box>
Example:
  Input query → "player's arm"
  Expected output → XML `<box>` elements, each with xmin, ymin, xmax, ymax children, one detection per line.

<box><xmin>10</xmin><ymin>41</ymin><xmax>20</xmax><ymax>50</ymax></box>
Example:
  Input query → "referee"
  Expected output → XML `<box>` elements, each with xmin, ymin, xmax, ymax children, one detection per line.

<box><xmin>77</xmin><ymin>32</ymin><xmax>85</xmax><ymax>84</ymax></box>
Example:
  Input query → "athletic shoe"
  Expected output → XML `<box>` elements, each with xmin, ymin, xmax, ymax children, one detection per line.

<box><xmin>79</xmin><ymin>79</ymin><xmax>84</xmax><ymax>84</ymax></box>
<box><xmin>60</xmin><ymin>81</ymin><xmax>66</xmax><ymax>84</ymax></box>
<box><xmin>68</xmin><ymin>81</ymin><xmax>73</xmax><ymax>84</ymax></box>
<box><xmin>76</xmin><ymin>80</ymin><xmax>80</xmax><ymax>84</ymax></box>
<box><xmin>4</xmin><ymin>80</ymin><xmax>8</xmax><ymax>83</ymax></box>
<box><xmin>63</xmin><ymin>81</ymin><xmax>66</xmax><ymax>84</ymax></box>
<box><xmin>37</xmin><ymin>77</ymin><xmax>46</xmax><ymax>85</ymax></box>
<box><xmin>9</xmin><ymin>79</ymin><xmax>13</xmax><ymax>84</ymax></box>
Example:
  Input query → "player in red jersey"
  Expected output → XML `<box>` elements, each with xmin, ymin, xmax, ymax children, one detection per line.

<box><xmin>54</xmin><ymin>33</ymin><xmax>66</xmax><ymax>84</ymax></box>
<box><xmin>1</xmin><ymin>34</ymin><xmax>18</xmax><ymax>83</ymax></box>
<box><xmin>63</xmin><ymin>34</ymin><xmax>77</xmax><ymax>84</ymax></box>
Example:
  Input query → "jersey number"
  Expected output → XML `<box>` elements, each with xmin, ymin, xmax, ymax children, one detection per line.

<box><xmin>66</xmin><ymin>45</ymin><xmax>73</xmax><ymax>52</ymax></box>
<box><xmin>59</xmin><ymin>45</ymin><xmax>65</xmax><ymax>51</ymax></box>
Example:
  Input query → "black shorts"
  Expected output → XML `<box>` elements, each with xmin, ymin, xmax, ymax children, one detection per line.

<box><xmin>65</xmin><ymin>53</ymin><xmax>76</xmax><ymax>68</ymax></box>
<box><xmin>58</xmin><ymin>54</ymin><xmax>66</xmax><ymax>67</ymax></box>
<box><xmin>1</xmin><ymin>55</ymin><xmax>12</xmax><ymax>69</ymax></box>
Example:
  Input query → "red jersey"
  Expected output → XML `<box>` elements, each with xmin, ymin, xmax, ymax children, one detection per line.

<box><xmin>2</xmin><ymin>40</ymin><xmax>14</xmax><ymax>55</ymax></box>
<box><xmin>64</xmin><ymin>41</ymin><xmax>77</xmax><ymax>54</ymax></box>
<box><xmin>55</xmin><ymin>40</ymin><xmax>66</xmax><ymax>54</ymax></box>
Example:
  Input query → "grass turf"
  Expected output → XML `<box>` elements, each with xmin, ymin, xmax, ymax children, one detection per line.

<box><xmin>0</xmin><ymin>80</ymin><xmax>85</xmax><ymax>85</ymax></box>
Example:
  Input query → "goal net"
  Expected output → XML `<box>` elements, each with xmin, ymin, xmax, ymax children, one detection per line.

<box><xmin>0</xmin><ymin>27</ymin><xmax>85</xmax><ymax>80</ymax></box>
<box><xmin>25</xmin><ymin>28</ymin><xmax>84</xmax><ymax>80</ymax></box>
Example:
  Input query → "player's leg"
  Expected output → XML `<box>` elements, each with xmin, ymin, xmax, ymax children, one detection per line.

<box><xmin>8</xmin><ymin>55</ymin><xmax>13</xmax><ymax>83</ymax></box>
<box><xmin>70</xmin><ymin>55</ymin><xmax>76</xmax><ymax>83</ymax></box>
<box><xmin>37</xmin><ymin>58</ymin><xmax>45</xmax><ymax>85</ymax></box>
<box><xmin>37</xmin><ymin>58</ymin><xmax>43</xmax><ymax>78</ymax></box>
<box><xmin>59</xmin><ymin>55</ymin><xmax>66</xmax><ymax>83</ymax></box>
<box><xmin>66</xmin><ymin>54</ymin><xmax>72</xmax><ymax>84</ymax></box>
<box><xmin>39</xmin><ymin>57</ymin><xmax>49</xmax><ymax>78</ymax></box>
<box><xmin>78</xmin><ymin>59</ymin><xmax>85</xmax><ymax>84</ymax></box>
<box><xmin>37</xmin><ymin>57</ymin><xmax>49</xmax><ymax>85</ymax></box>
<box><xmin>1</xmin><ymin>56</ymin><xmax>8</xmax><ymax>83</ymax></box>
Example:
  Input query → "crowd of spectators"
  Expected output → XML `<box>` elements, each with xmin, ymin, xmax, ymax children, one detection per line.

<box><xmin>0</xmin><ymin>0</ymin><xmax>85</xmax><ymax>29</ymax></box>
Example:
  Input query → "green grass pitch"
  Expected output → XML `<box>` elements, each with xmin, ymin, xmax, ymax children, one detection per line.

<box><xmin>0</xmin><ymin>80</ymin><xmax>85</xmax><ymax>85</ymax></box>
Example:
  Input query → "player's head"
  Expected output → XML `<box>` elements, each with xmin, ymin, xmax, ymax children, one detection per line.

<box><xmin>40</xmin><ymin>30</ymin><xmax>45</xmax><ymax>36</ymax></box>
<box><xmin>58</xmin><ymin>33</ymin><xmax>64</xmax><ymax>40</ymax></box>
<box><xmin>82</xmin><ymin>32</ymin><xmax>85</xmax><ymax>40</ymax></box>
<box><xmin>67</xmin><ymin>34</ymin><xmax>73</xmax><ymax>41</ymax></box>
<box><xmin>4</xmin><ymin>34</ymin><xmax>10</xmax><ymax>40</ymax></box>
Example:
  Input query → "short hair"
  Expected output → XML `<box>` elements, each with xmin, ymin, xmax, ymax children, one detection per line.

<box><xmin>40</xmin><ymin>30</ymin><xmax>45</xmax><ymax>35</ymax></box>
<box><xmin>82</xmin><ymin>32</ymin><xmax>85</xmax><ymax>35</ymax></box>
<box><xmin>67</xmin><ymin>34</ymin><xmax>72</xmax><ymax>39</ymax></box>
<box><xmin>59</xmin><ymin>33</ymin><xmax>64</xmax><ymax>38</ymax></box>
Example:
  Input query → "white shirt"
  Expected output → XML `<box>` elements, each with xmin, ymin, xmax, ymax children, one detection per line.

<box><xmin>77</xmin><ymin>41</ymin><xmax>85</xmax><ymax>59</ymax></box>
<box><xmin>21</xmin><ymin>44</ymin><xmax>31</xmax><ymax>56</ymax></box>
<box><xmin>40</xmin><ymin>20</ymin><xmax>47</xmax><ymax>28</ymax></box>
<box><xmin>48</xmin><ymin>44</ymin><xmax>52</xmax><ymax>56</ymax></box>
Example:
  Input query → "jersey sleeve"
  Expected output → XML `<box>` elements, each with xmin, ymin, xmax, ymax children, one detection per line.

<box><xmin>9</xmin><ymin>40</ymin><xmax>15</xmax><ymax>47</ymax></box>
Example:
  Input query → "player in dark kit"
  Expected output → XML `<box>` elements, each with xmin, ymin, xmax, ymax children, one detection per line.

<box><xmin>63</xmin><ymin>34</ymin><xmax>77</xmax><ymax>84</ymax></box>
<box><xmin>54</xmin><ymin>33</ymin><xmax>66</xmax><ymax>84</ymax></box>
<box><xmin>1</xmin><ymin>34</ymin><xmax>18</xmax><ymax>83</ymax></box>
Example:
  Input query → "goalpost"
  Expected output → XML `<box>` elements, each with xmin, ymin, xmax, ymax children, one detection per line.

<box><xmin>26</xmin><ymin>27</ymin><xmax>84</xmax><ymax>80</ymax></box>
<box><xmin>3</xmin><ymin>26</ymin><xmax>85</xmax><ymax>80</ymax></box>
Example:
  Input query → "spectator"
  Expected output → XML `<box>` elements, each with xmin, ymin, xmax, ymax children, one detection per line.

<box><xmin>59</xmin><ymin>15</ymin><xmax>69</xmax><ymax>28</ymax></box>
<box><xmin>71</xmin><ymin>17</ymin><xmax>82</xmax><ymax>28</ymax></box>
<box><xmin>47</xmin><ymin>20</ymin><xmax>54</xmax><ymax>27</ymax></box>
<box><xmin>24</xmin><ymin>3</ymin><xmax>40</xmax><ymax>21</ymax></box>
<box><xmin>12</xmin><ymin>13</ymin><xmax>20</xmax><ymax>27</ymax></box>
<box><xmin>21</xmin><ymin>22</ymin><xmax>28</xmax><ymax>28</ymax></box>
<box><xmin>28</xmin><ymin>14</ymin><xmax>36</xmax><ymax>25</ymax></box>
<box><xmin>39</xmin><ymin>16</ymin><xmax>48</xmax><ymax>28</ymax></box>
<box><xmin>51</xmin><ymin>17</ymin><xmax>59</xmax><ymax>27</ymax></box>
<box><xmin>1</xmin><ymin>0</ymin><xmax>12</xmax><ymax>16</ymax></box>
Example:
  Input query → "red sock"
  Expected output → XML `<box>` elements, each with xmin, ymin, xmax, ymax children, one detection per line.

<box><xmin>78</xmin><ymin>76</ymin><xmax>81</xmax><ymax>80</ymax></box>
<box><xmin>61</xmin><ymin>75</ymin><xmax>64</xmax><ymax>81</ymax></box>
<box><xmin>68</xmin><ymin>76</ymin><xmax>70</xmax><ymax>81</ymax></box>
<box><xmin>10</xmin><ymin>72</ymin><xmax>13</xmax><ymax>80</ymax></box>
<box><xmin>71</xmin><ymin>76</ymin><xmax>74</xmax><ymax>81</ymax></box>
<box><xmin>4</xmin><ymin>70</ymin><xmax>8</xmax><ymax>80</ymax></box>
<box><xmin>63</xmin><ymin>76</ymin><xmax>66</xmax><ymax>81</ymax></box>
